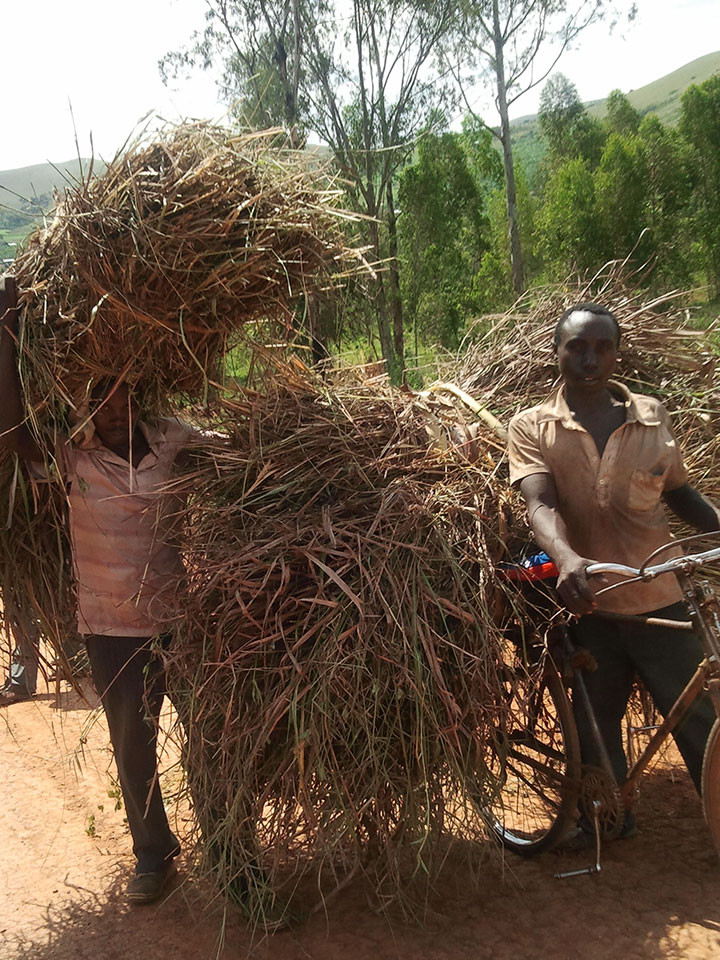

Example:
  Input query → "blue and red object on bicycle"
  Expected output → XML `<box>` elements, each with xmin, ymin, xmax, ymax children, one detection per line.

<box><xmin>499</xmin><ymin>551</ymin><xmax>559</xmax><ymax>583</ymax></box>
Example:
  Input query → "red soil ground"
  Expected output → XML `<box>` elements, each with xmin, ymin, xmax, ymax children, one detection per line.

<box><xmin>2</xmin><ymin>676</ymin><xmax>720</xmax><ymax>960</ymax></box>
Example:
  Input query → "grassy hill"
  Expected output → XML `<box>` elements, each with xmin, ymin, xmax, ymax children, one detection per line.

<box><xmin>510</xmin><ymin>50</ymin><xmax>720</xmax><ymax>176</ymax></box>
<box><xmin>0</xmin><ymin>158</ymin><xmax>106</xmax><ymax>260</ymax></box>
<box><xmin>0</xmin><ymin>157</ymin><xmax>99</xmax><ymax>204</ymax></box>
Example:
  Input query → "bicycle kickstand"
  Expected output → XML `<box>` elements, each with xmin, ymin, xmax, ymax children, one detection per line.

<box><xmin>553</xmin><ymin>800</ymin><xmax>603</xmax><ymax>880</ymax></box>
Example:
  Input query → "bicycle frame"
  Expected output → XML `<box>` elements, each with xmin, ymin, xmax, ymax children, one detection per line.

<box><xmin>583</xmin><ymin>538</ymin><xmax>720</xmax><ymax>807</ymax></box>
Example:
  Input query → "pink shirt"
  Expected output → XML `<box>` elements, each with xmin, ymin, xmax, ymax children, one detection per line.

<box><xmin>56</xmin><ymin>418</ymin><xmax>194</xmax><ymax>637</ymax></box>
<box><xmin>508</xmin><ymin>382</ymin><xmax>687</xmax><ymax>615</ymax></box>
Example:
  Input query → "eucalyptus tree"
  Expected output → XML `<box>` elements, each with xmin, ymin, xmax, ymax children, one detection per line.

<box><xmin>162</xmin><ymin>0</ymin><xmax>458</xmax><ymax>380</ymax></box>
<box><xmin>446</xmin><ymin>0</ymin><xmax>636</xmax><ymax>295</ymax></box>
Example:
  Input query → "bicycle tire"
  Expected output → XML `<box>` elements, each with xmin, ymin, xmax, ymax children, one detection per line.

<box><xmin>701</xmin><ymin>716</ymin><xmax>720</xmax><ymax>857</ymax></box>
<box><xmin>481</xmin><ymin>665</ymin><xmax>582</xmax><ymax>856</ymax></box>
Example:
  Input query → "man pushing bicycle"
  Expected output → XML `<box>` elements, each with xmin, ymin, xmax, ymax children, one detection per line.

<box><xmin>508</xmin><ymin>303</ymin><xmax>718</xmax><ymax>835</ymax></box>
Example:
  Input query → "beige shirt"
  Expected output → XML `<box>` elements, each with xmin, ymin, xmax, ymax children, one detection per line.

<box><xmin>55</xmin><ymin>418</ymin><xmax>195</xmax><ymax>637</ymax></box>
<box><xmin>508</xmin><ymin>382</ymin><xmax>687</xmax><ymax>615</ymax></box>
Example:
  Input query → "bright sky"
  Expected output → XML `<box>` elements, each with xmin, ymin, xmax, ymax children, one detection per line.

<box><xmin>1</xmin><ymin>0</ymin><xmax>717</xmax><ymax>172</ymax></box>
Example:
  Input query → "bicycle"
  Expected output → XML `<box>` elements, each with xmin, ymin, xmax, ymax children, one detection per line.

<box><xmin>484</xmin><ymin>534</ymin><xmax>720</xmax><ymax>859</ymax></box>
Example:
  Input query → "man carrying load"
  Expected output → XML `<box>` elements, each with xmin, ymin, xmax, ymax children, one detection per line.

<box><xmin>0</xmin><ymin>274</ymin><xmax>192</xmax><ymax>904</ymax></box>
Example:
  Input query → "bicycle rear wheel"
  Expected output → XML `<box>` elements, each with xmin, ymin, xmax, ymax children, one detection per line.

<box><xmin>701</xmin><ymin>717</ymin><xmax>720</xmax><ymax>856</ymax></box>
<box><xmin>483</xmin><ymin>663</ymin><xmax>582</xmax><ymax>856</ymax></box>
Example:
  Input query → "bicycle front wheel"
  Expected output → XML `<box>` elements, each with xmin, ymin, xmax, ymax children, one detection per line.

<box><xmin>484</xmin><ymin>665</ymin><xmax>582</xmax><ymax>856</ymax></box>
<box><xmin>701</xmin><ymin>717</ymin><xmax>720</xmax><ymax>856</ymax></box>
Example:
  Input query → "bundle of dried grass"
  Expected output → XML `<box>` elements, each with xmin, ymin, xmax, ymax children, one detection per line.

<box><xmin>164</xmin><ymin>359</ymin><xmax>513</xmax><ymax>911</ymax></box>
<box><xmin>1</xmin><ymin>123</ymin><xmax>359</xmax><ymax>679</ymax></box>
<box><xmin>11</xmin><ymin>123</ymin><xmax>357</xmax><ymax>419</ymax></box>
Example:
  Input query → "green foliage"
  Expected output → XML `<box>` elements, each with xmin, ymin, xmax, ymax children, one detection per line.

<box><xmin>680</xmin><ymin>75</ymin><xmax>720</xmax><ymax>298</ymax></box>
<box><xmin>537</xmin><ymin>158</ymin><xmax>605</xmax><ymax>276</ymax></box>
<box><xmin>637</xmin><ymin>115</ymin><xmax>694</xmax><ymax>288</ymax></box>
<box><xmin>398</xmin><ymin>128</ymin><xmax>497</xmax><ymax>348</ymax></box>
<box><xmin>605</xmin><ymin>90</ymin><xmax>641</xmax><ymax>136</ymax></box>
<box><xmin>474</xmin><ymin>163</ymin><xmax>536</xmax><ymax>313</ymax></box>
<box><xmin>538</xmin><ymin>74</ymin><xmax>606</xmax><ymax>169</ymax></box>
<box><xmin>595</xmin><ymin>133</ymin><xmax>648</xmax><ymax>262</ymax></box>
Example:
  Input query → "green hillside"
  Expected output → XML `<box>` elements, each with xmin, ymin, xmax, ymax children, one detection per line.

<box><xmin>0</xmin><ymin>158</ymin><xmax>105</xmax><ymax>259</ymax></box>
<box><xmin>510</xmin><ymin>50</ymin><xmax>720</xmax><ymax>176</ymax></box>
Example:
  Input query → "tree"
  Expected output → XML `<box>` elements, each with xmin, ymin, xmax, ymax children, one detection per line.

<box><xmin>300</xmin><ymin>0</ymin><xmax>457</xmax><ymax>379</ymax></box>
<box><xmin>538</xmin><ymin>73</ymin><xmax>605</xmax><ymax>167</ymax></box>
<box><xmin>605</xmin><ymin>89</ymin><xmax>640</xmax><ymax>136</ymax></box>
<box><xmin>160</xmin><ymin>0</ymin><xmax>311</xmax><ymax>145</ymax></box>
<box><xmin>537</xmin><ymin>157</ymin><xmax>605</xmax><ymax>277</ymax></box>
<box><xmin>680</xmin><ymin>75</ymin><xmax>720</xmax><ymax>299</ymax></box>
<box><xmin>163</xmin><ymin>0</ymin><xmax>457</xmax><ymax>381</ymax></box>
<box><xmin>594</xmin><ymin>132</ymin><xmax>648</xmax><ymax>263</ymax></box>
<box><xmin>398</xmin><ymin>125</ymin><xmax>499</xmax><ymax>351</ymax></box>
<box><xmin>637</xmin><ymin>115</ymin><xmax>694</xmax><ymax>288</ymax></box>
<box><xmin>448</xmin><ymin>1</ymin><xmax>636</xmax><ymax>296</ymax></box>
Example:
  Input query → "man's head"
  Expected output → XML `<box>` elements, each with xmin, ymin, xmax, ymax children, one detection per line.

<box><xmin>90</xmin><ymin>379</ymin><xmax>138</xmax><ymax>448</ymax></box>
<box><xmin>553</xmin><ymin>303</ymin><xmax>621</xmax><ymax>392</ymax></box>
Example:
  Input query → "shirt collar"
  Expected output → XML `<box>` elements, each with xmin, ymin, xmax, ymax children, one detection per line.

<box><xmin>75</xmin><ymin>420</ymin><xmax>163</xmax><ymax>461</ymax></box>
<box><xmin>536</xmin><ymin>380</ymin><xmax>661</xmax><ymax>429</ymax></box>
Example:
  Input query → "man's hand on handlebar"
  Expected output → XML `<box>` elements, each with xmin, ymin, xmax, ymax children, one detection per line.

<box><xmin>556</xmin><ymin>553</ymin><xmax>598</xmax><ymax>616</ymax></box>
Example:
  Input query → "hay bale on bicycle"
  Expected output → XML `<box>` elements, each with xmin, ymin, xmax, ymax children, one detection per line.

<box><xmin>164</xmin><ymin>360</ymin><xmax>514</xmax><ymax>906</ymax></box>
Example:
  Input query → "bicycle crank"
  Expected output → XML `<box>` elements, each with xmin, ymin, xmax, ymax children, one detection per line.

<box><xmin>579</xmin><ymin>765</ymin><xmax>625</xmax><ymax>841</ymax></box>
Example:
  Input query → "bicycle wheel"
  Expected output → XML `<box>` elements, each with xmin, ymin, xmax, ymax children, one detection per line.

<box><xmin>481</xmin><ymin>662</ymin><xmax>582</xmax><ymax>856</ymax></box>
<box><xmin>701</xmin><ymin>717</ymin><xmax>720</xmax><ymax>856</ymax></box>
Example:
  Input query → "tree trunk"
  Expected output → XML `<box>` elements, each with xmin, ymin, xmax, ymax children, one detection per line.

<box><xmin>385</xmin><ymin>179</ymin><xmax>404</xmax><ymax>377</ymax></box>
<box><xmin>493</xmin><ymin>1</ymin><xmax>525</xmax><ymax>296</ymax></box>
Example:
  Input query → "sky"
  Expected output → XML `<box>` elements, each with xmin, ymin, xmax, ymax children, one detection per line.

<box><xmin>1</xmin><ymin>0</ymin><xmax>718</xmax><ymax>172</ymax></box>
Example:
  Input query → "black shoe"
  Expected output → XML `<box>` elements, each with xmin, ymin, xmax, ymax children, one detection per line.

<box><xmin>0</xmin><ymin>682</ymin><xmax>33</xmax><ymax>706</ymax></box>
<box><xmin>126</xmin><ymin>862</ymin><xmax>177</xmax><ymax>905</ymax></box>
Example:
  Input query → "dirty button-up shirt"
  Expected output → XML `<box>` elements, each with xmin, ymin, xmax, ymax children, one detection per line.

<box><xmin>54</xmin><ymin>417</ymin><xmax>195</xmax><ymax>637</ymax></box>
<box><xmin>508</xmin><ymin>382</ymin><xmax>687</xmax><ymax>615</ymax></box>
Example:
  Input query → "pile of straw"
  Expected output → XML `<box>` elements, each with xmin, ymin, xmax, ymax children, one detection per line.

<box><xmin>164</xmin><ymin>359</ymin><xmax>512</xmax><ymax>908</ymax></box>
<box><xmin>11</xmin><ymin>123</ymin><xmax>355</xmax><ymax>417</ymax></box>
<box><xmin>1</xmin><ymin>123</ymin><xmax>358</xmax><ymax>681</ymax></box>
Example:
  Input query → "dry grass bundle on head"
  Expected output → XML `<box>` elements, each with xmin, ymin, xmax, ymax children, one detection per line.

<box><xmin>1</xmin><ymin>123</ymin><xmax>360</xmax><ymax>679</ymax></box>
<box><xmin>163</xmin><ymin>360</ymin><xmax>513</xmax><ymax>913</ymax></box>
<box><xmin>11</xmin><ymin>123</ymin><xmax>359</xmax><ymax>421</ymax></box>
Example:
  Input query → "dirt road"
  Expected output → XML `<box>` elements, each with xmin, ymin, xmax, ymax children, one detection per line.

<box><xmin>2</xmin><ymin>678</ymin><xmax>720</xmax><ymax>960</ymax></box>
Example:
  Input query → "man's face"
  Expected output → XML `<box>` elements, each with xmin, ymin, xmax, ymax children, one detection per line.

<box><xmin>556</xmin><ymin>311</ymin><xmax>619</xmax><ymax>392</ymax></box>
<box><xmin>91</xmin><ymin>383</ymin><xmax>137</xmax><ymax>448</ymax></box>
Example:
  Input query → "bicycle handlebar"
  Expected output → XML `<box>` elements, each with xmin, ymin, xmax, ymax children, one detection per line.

<box><xmin>587</xmin><ymin>544</ymin><xmax>720</xmax><ymax>582</ymax></box>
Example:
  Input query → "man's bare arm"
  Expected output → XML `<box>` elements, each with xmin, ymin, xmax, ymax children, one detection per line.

<box><xmin>663</xmin><ymin>483</ymin><xmax>720</xmax><ymax>533</ymax></box>
<box><xmin>0</xmin><ymin>277</ymin><xmax>42</xmax><ymax>462</ymax></box>
<box><xmin>518</xmin><ymin>472</ymin><xmax>597</xmax><ymax>616</ymax></box>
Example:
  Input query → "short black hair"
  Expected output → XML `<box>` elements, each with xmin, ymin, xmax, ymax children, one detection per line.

<box><xmin>553</xmin><ymin>302</ymin><xmax>621</xmax><ymax>351</ymax></box>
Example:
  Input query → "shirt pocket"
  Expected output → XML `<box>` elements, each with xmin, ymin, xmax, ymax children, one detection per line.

<box><xmin>627</xmin><ymin>467</ymin><xmax>668</xmax><ymax>512</ymax></box>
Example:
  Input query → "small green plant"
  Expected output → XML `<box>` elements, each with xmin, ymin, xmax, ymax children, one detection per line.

<box><xmin>85</xmin><ymin>814</ymin><xmax>96</xmax><ymax>838</ymax></box>
<box><xmin>108</xmin><ymin>779</ymin><xmax>123</xmax><ymax>812</ymax></box>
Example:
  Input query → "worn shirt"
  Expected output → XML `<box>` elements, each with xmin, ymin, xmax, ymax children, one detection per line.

<box><xmin>508</xmin><ymin>382</ymin><xmax>687</xmax><ymax>615</ymax></box>
<box><xmin>54</xmin><ymin>418</ymin><xmax>195</xmax><ymax>637</ymax></box>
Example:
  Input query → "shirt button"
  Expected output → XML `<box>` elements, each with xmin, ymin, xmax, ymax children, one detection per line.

<box><xmin>599</xmin><ymin>479</ymin><xmax>607</xmax><ymax>485</ymax></box>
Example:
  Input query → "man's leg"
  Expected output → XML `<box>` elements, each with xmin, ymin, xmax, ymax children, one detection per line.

<box><xmin>1</xmin><ymin>620</ymin><xmax>40</xmax><ymax>701</ymax></box>
<box><xmin>626</xmin><ymin>603</ymin><xmax>716</xmax><ymax>794</ymax></box>
<box><xmin>570</xmin><ymin>614</ymin><xmax>636</xmax><ymax>783</ymax></box>
<box><xmin>85</xmin><ymin>635</ymin><xmax>180</xmax><ymax>874</ymax></box>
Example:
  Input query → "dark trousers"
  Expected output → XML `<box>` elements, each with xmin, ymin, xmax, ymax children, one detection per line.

<box><xmin>570</xmin><ymin>602</ymin><xmax>717</xmax><ymax>793</ymax></box>
<box><xmin>85</xmin><ymin>634</ymin><xmax>180</xmax><ymax>874</ymax></box>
